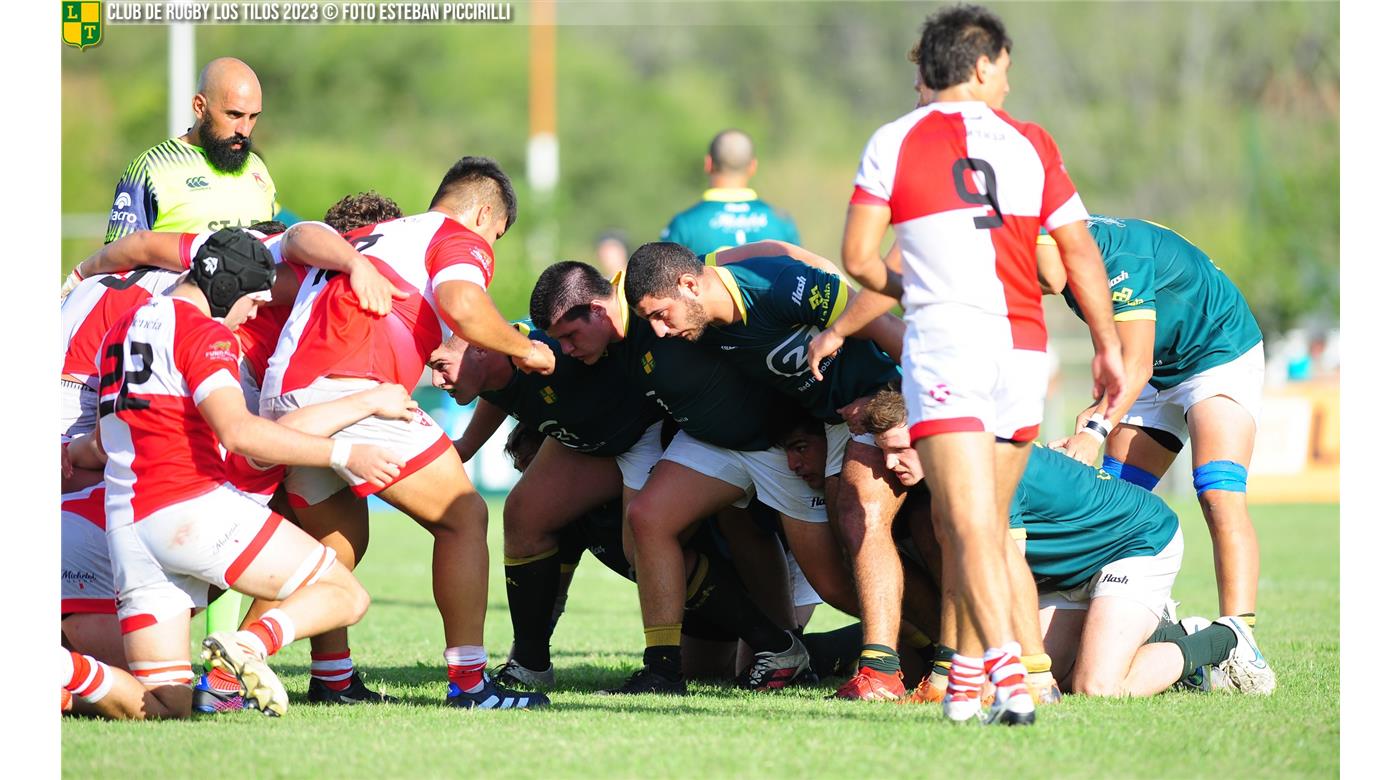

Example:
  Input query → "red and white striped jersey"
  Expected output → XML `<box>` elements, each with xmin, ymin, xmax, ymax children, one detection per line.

<box><xmin>98</xmin><ymin>296</ymin><xmax>243</xmax><ymax>525</ymax></box>
<box><xmin>236</xmin><ymin>233</ymin><xmax>302</xmax><ymax>390</ymax></box>
<box><xmin>261</xmin><ymin>213</ymin><xmax>495</xmax><ymax>398</ymax></box>
<box><xmin>851</xmin><ymin>101</ymin><xmax>1088</xmax><ymax>351</ymax></box>
<box><xmin>62</xmin><ymin>483</ymin><xmax>106</xmax><ymax>532</ymax></box>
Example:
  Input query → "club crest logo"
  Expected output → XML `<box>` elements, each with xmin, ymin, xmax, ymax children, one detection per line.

<box><xmin>62</xmin><ymin>2</ymin><xmax>102</xmax><ymax>50</ymax></box>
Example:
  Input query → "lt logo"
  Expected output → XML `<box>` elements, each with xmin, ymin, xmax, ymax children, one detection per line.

<box><xmin>62</xmin><ymin>2</ymin><xmax>102</xmax><ymax>50</ymax></box>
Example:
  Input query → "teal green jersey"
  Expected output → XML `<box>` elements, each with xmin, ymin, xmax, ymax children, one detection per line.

<box><xmin>1059</xmin><ymin>216</ymin><xmax>1263</xmax><ymax>390</ymax></box>
<box><xmin>1011</xmin><ymin>445</ymin><xmax>1180</xmax><ymax>591</ymax></box>
<box><xmin>105</xmin><ymin>138</ymin><xmax>279</xmax><ymax>244</ymax></box>
<box><xmin>481</xmin><ymin>328</ymin><xmax>661</xmax><ymax>457</ymax></box>
<box><xmin>699</xmin><ymin>256</ymin><xmax>900</xmax><ymax>423</ymax></box>
<box><xmin>660</xmin><ymin>188</ymin><xmax>801</xmax><ymax>257</ymax></box>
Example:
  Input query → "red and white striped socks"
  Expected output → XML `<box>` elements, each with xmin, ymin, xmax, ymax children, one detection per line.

<box><xmin>947</xmin><ymin>653</ymin><xmax>986</xmax><ymax>706</ymax></box>
<box><xmin>445</xmin><ymin>645</ymin><xmax>487</xmax><ymax>693</ymax></box>
<box><xmin>984</xmin><ymin>641</ymin><xmax>1031</xmax><ymax>706</ymax></box>
<box><xmin>240</xmin><ymin>609</ymin><xmax>297</xmax><ymax>658</ymax></box>
<box><xmin>310</xmin><ymin>649</ymin><xmax>356</xmax><ymax>692</ymax></box>
<box><xmin>61</xmin><ymin>649</ymin><xmax>113</xmax><ymax>704</ymax></box>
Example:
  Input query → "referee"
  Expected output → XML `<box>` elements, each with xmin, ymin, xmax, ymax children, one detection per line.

<box><xmin>104</xmin><ymin>57</ymin><xmax>279</xmax><ymax>244</ymax></box>
<box><xmin>660</xmin><ymin>129</ymin><xmax>800</xmax><ymax>256</ymax></box>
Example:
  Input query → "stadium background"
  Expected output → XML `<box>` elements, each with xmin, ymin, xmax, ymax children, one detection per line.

<box><xmin>55</xmin><ymin>2</ymin><xmax>1341</xmax><ymax>774</ymax></box>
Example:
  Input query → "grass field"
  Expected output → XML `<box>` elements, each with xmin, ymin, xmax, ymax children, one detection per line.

<box><xmin>61</xmin><ymin>500</ymin><xmax>1339</xmax><ymax>778</ymax></box>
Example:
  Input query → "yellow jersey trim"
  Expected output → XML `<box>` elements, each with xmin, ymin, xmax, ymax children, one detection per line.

<box><xmin>826</xmin><ymin>283</ymin><xmax>850</xmax><ymax>328</ymax></box>
<box><xmin>1035</xmin><ymin>233</ymin><xmax>1057</xmax><ymax>246</ymax></box>
<box><xmin>1113</xmin><ymin>310</ymin><xmax>1157</xmax><ymax>322</ymax></box>
<box><xmin>714</xmin><ymin>267</ymin><xmax>748</xmax><ymax>324</ymax></box>
<box><xmin>702</xmin><ymin>187</ymin><xmax>758</xmax><ymax>203</ymax></box>
<box><xmin>610</xmin><ymin>269</ymin><xmax>631</xmax><ymax>336</ymax></box>
<box><xmin>1009</xmin><ymin>527</ymin><xmax>1028</xmax><ymax>541</ymax></box>
<box><xmin>703</xmin><ymin>251</ymin><xmax>719</xmax><ymax>267</ymax></box>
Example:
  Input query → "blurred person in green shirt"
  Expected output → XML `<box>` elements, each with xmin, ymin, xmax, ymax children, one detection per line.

<box><xmin>660</xmin><ymin>130</ymin><xmax>800</xmax><ymax>256</ymax></box>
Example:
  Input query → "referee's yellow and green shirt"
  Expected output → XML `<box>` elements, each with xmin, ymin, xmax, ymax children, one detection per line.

<box><xmin>104</xmin><ymin>137</ymin><xmax>279</xmax><ymax>244</ymax></box>
<box><xmin>660</xmin><ymin>188</ymin><xmax>801</xmax><ymax>257</ymax></box>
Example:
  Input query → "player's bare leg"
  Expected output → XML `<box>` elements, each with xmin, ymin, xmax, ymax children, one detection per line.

<box><xmin>621</xmin><ymin>459</ymin><xmax>747</xmax><ymax>691</ymax></box>
<box><xmin>501</xmin><ymin>439</ymin><xmax>623</xmax><ymax>679</ymax></box>
<box><xmin>61</xmin><ymin>614</ymin><xmax>127</xmax><ymax>670</ymax></box>
<box><xmin>780</xmin><ymin>514</ymin><xmax>859</xmax><ymax>616</ymax></box>
<box><xmin>717</xmin><ymin>506</ymin><xmax>797</xmax><ymax>631</ymax></box>
<box><xmin>64</xmin><ymin>616</ymin><xmax>195</xmax><ymax>720</ymax></box>
<box><xmin>1068</xmin><ymin>597</ymin><xmax>1163</xmax><ymax>696</ymax></box>
<box><xmin>1187</xmin><ymin>396</ymin><xmax>1260</xmax><ymax>618</ymax></box>
<box><xmin>833</xmin><ymin>441</ymin><xmax>907</xmax><ymax>696</ymax></box>
<box><xmin>1006</xmin><ymin>535</ymin><xmax>1059</xmax><ymax>703</ymax></box>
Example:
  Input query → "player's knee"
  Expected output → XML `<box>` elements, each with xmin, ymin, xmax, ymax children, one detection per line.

<box><xmin>624</xmin><ymin>493</ymin><xmax>673</xmax><ymax>543</ymax></box>
<box><xmin>1192</xmin><ymin>460</ymin><xmax>1248</xmax><ymax>497</ymax></box>
<box><xmin>343</xmin><ymin>574</ymin><xmax>371</xmax><ymax>624</ymax></box>
<box><xmin>1102</xmin><ymin>456</ymin><xmax>1162</xmax><ymax>491</ymax></box>
<box><xmin>1070</xmin><ymin>665</ymin><xmax>1125</xmax><ymax>698</ymax></box>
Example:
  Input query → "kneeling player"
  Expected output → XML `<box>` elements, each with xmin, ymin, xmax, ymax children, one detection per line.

<box><xmin>862</xmin><ymin>389</ymin><xmax>1275</xmax><ymax>698</ymax></box>
<box><xmin>62</xmin><ymin>231</ymin><xmax>401</xmax><ymax>720</ymax></box>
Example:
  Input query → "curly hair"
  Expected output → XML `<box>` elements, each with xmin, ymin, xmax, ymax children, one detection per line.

<box><xmin>323</xmin><ymin>191</ymin><xmax>404</xmax><ymax>233</ymax></box>
<box><xmin>862</xmin><ymin>387</ymin><xmax>908</xmax><ymax>435</ymax></box>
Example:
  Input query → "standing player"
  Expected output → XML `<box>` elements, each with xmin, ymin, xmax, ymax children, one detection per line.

<box><xmin>1040</xmin><ymin>215</ymin><xmax>1268</xmax><ymax>636</ymax></box>
<box><xmin>836</xmin><ymin>5</ymin><xmax>1125</xmax><ymax>724</ymax></box>
<box><xmin>661</xmin><ymin>129</ymin><xmax>801</xmax><ymax>256</ymax></box>
<box><xmin>259</xmin><ymin>156</ymin><xmax>555</xmax><ymax>709</ymax></box>
<box><xmin>67</xmin><ymin>232</ymin><xmax>399</xmax><ymax>720</ymax></box>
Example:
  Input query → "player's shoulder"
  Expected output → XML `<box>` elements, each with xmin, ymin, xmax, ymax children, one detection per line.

<box><xmin>132</xmin><ymin>137</ymin><xmax>203</xmax><ymax>171</ymax></box>
<box><xmin>870</xmin><ymin>104</ymin><xmax>939</xmax><ymax>144</ymax></box>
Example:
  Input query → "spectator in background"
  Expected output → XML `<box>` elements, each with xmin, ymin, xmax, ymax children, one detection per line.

<box><xmin>104</xmin><ymin>57</ymin><xmax>279</xmax><ymax>243</ymax></box>
<box><xmin>660</xmin><ymin>129</ymin><xmax>800</xmax><ymax>256</ymax></box>
<box><xmin>595</xmin><ymin>230</ymin><xmax>629</xmax><ymax>278</ymax></box>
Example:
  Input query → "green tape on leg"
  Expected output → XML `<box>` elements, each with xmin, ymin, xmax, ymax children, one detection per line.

<box><xmin>205</xmin><ymin>591</ymin><xmax>245</xmax><ymax>635</ymax></box>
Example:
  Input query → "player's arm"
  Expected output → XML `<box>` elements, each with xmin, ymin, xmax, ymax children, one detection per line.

<box><xmin>65</xmin><ymin>430</ymin><xmax>108</xmax><ymax>471</ymax></box>
<box><xmin>712</xmin><ymin>240</ymin><xmax>843</xmax><ymax>277</ymax></box>
<box><xmin>103</xmin><ymin>159</ymin><xmax>155</xmax><ymax>244</ymax></box>
<box><xmin>278</xmin><ymin>222</ymin><xmax>406</xmax><ymax>315</ymax></box>
<box><xmin>840</xmin><ymin>203</ymin><xmax>902</xmax><ymax>299</ymax></box>
<box><xmin>453</xmin><ymin>398</ymin><xmax>510</xmax><ymax>463</ymax></box>
<box><xmin>1036</xmin><ymin>239</ymin><xmax>1067</xmax><ymax>295</ymax></box>
<box><xmin>1050</xmin><ymin>318</ymin><xmax>1155</xmax><ymax>464</ymax></box>
<box><xmin>1053</xmin><ymin>220</ymin><xmax>1125</xmax><ymax>410</ymax></box>
<box><xmin>63</xmin><ymin>231</ymin><xmax>189</xmax><ymax>298</ymax></box>
<box><xmin>435</xmin><ymin>280</ymin><xmax>555</xmax><ymax>375</ymax></box>
<box><xmin>808</xmin><ymin>244</ymin><xmax>904</xmax><ymax>379</ymax></box>
<box><xmin>199</xmin><ymin>385</ymin><xmax>403</xmax><ymax>488</ymax></box>
<box><xmin>241</xmin><ymin>383</ymin><xmax>419</xmax><ymax>468</ymax></box>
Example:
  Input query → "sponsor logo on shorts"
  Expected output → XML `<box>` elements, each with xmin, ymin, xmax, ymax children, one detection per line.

<box><xmin>1102</xmin><ymin>573</ymin><xmax>1129</xmax><ymax>585</ymax></box>
<box><xmin>62</xmin><ymin>569</ymin><xmax>99</xmax><ymax>589</ymax></box>
<box><xmin>810</xmin><ymin>496</ymin><xmax>826</xmax><ymax>508</ymax></box>
<box><xmin>929</xmin><ymin>383</ymin><xmax>950</xmax><ymax>404</ymax></box>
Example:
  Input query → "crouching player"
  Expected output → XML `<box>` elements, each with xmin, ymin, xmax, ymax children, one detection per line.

<box><xmin>861</xmin><ymin>389</ymin><xmax>1275</xmax><ymax>698</ymax></box>
<box><xmin>61</xmin><ymin>231</ymin><xmax>402</xmax><ymax>720</ymax></box>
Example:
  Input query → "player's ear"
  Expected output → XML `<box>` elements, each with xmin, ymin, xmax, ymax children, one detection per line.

<box><xmin>191</xmin><ymin>92</ymin><xmax>207</xmax><ymax>119</ymax></box>
<box><xmin>474</xmin><ymin>203</ymin><xmax>493</xmax><ymax>228</ymax></box>
<box><xmin>703</xmin><ymin>155</ymin><xmax>714</xmax><ymax>175</ymax></box>
<box><xmin>679</xmin><ymin>272</ymin><xmax>701</xmax><ymax>296</ymax></box>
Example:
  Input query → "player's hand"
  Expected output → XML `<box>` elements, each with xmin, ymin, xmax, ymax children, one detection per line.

<box><xmin>808</xmin><ymin>328</ymin><xmax>844</xmax><ymax>381</ymax></box>
<box><xmin>1092</xmin><ymin>345</ymin><xmax>1128</xmax><ymax>414</ymax></box>
<box><xmin>61</xmin><ymin>441</ymin><xmax>74</xmax><ymax>479</ymax></box>
<box><xmin>513</xmin><ymin>340</ymin><xmax>556</xmax><ymax>375</ymax></box>
<box><xmin>348</xmin><ymin>259</ymin><xmax>409</xmax><ymax>316</ymax></box>
<box><xmin>1047</xmin><ymin>431</ymin><xmax>1102</xmax><ymax>465</ymax></box>
<box><xmin>343</xmin><ymin>443</ymin><xmax>404</xmax><ymax>489</ymax></box>
<box><xmin>363</xmin><ymin>383</ymin><xmax>419</xmax><ymax>421</ymax></box>
<box><xmin>838</xmin><ymin>396</ymin><xmax>872</xmax><ymax>435</ymax></box>
<box><xmin>60</xmin><ymin>269</ymin><xmax>84</xmax><ymax>302</ymax></box>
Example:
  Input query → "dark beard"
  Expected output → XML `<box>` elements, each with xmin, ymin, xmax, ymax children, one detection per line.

<box><xmin>197</xmin><ymin>117</ymin><xmax>253</xmax><ymax>173</ymax></box>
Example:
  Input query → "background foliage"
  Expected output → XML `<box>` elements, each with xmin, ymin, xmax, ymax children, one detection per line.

<box><xmin>61</xmin><ymin>1</ymin><xmax>1339</xmax><ymax>337</ymax></box>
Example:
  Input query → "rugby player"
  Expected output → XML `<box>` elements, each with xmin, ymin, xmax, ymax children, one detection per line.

<box><xmin>860</xmin><ymin>388</ymin><xmax>1275</xmax><ymax>697</ymax></box>
<box><xmin>259</xmin><ymin>157</ymin><xmax>555</xmax><ymax>709</ymax></box>
<box><xmin>623</xmin><ymin>242</ymin><xmax>949</xmax><ymax>701</ymax></box>
<box><xmin>833</xmin><ymin>5</ymin><xmax>1125</xmax><ymax>723</ymax></box>
<box><xmin>1038</xmin><ymin>216</ymin><xmax>1267</xmax><ymax>634</ymax></box>
<box><xmin>63</xmin><ymin>230</ymin><xmax>401</xmax><ymax>720</ymax></box>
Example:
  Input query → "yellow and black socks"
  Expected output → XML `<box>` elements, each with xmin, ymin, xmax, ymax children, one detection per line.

<box><xmin>504</xmin><ymin>548</ymin><xmax>562</xmax><ymax>671</ymax></box>
<box><xmin>858</xmin><ymin>644</ymin><xmax>902</xmax><ymax>675</ymax></box>
<box><xmin>642</xmin><ymin>624</ymin><xmax>683</xmax><ymax>680</ymax></box>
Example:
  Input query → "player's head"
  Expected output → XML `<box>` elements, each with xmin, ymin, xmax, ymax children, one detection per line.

<box><xmin>531</xmin><ymin>261</ymin><xmax>617</xmax><ymax>364</ymax></box>
<box><xmin>192</xmin><ymin>57</ymin><xmax>263</xmax><ymax>173</ymax></box>
<box><xmin>770</xmin><ymin>407</ymin><xmax>828</xmax><ymax>490</ymax></box>
<box><xmin>189</xmin><ymin>227</ymin><xmax>276</xmax><ymax>327</ymax></box>
<box><xmin>430</xmin><ymin>156</ymin><xmax>517</xmax><ymax>246</ymax></box>
<box><xmin>624</xmin><ymin>242</ymin><xmax>710</xmax><ymax>342</ymax></box>
<box><xmin>863</xmin><ymin>387</ymin><xmax>923</xmax><ymax>486</ymax></box>
<box><xmin>249</xmin><ymin>220</ymin><xmax>288</xmax><ymax>236</ymax></box>
<box><xmin>504</xmin><ymin>423</ymin><xmax>546</xmax><ymax>473</ymax></box>
<box><xmin>911</xmin><ymin>4</ymin><xmax>1013</xmax><ymax>108</ymax></box>
<box><xmin>428</xmin><ymin>334</ymin><xmax>511</xmax><ymax>405</ymax></box>
<box><xmin>324</xmin><ymin>191</ymin><xmax>404</xmax><ymax>233</ymax></box>
<box><xmin>705</xmin><ymin>129</ymin><xmax>757</xmax><ymax>181</ymax></box>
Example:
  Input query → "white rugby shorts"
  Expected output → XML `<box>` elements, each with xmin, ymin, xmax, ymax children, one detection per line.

<box><xmin>60</xmin><ymin>380</ymin><xmax>98</xmax><ymax>442</ymax></box>
<box><xmin>61</xmin><ymin>486</ymin><xmax>116</xmax><ymax>615</ymax></box>
<box><xmin>262</xmin><ymin>377</ymin><xmax>451</xmax><ymax>507</ymax></box>
<box><xmin>106</xmin><ymin>483</ymin><xmax>286</xmax><ymax>632</ymax></box>
<box><xmin>787</xmin><ymin>549</ymin><xmax>823</xmax><ymax>608</ymax></box>
<box><xmin>616</xmin><ymin>421</ymin><xmax>664</xmax><ymax>491</ymax></box>
<box><xmin>1121</xmin><ymin>343</ymin><xmax>1265</xmax><ymax>444</ymax></box>
<box><xmin>901</xmin><ymin>313</ymin><xmax>1049</xmax><ymax>443</ymax></box>
<box><xmin>1038</xmin><ymin>528</ymin><xmax>1184</xmax><ymax>618</ymax></box>
<box><xmin>661</xmin><ymin>431</ymin><xmax>828</xmax><ymax>523</ymax></box>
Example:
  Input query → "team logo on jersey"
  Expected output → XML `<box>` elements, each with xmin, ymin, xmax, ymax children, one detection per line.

<box><xmin>766</xmin><ymin>325</ymin><xmax>820</xmax><ymax>378</ymax></box>
<box><xmin>1112</xmin><ymin>287</ymin><xmax>1134</xmax><ymax>304</ymax></box>
<box><xmin>540</xmin><ymin>386</ymin><xmax>557</xmax><ymax>405</ymax></box>
<box><xmin>186</xmin><ymin>176</ymin><xmax>210</xmax><ymax>190</ymax></box>
<box><xmin>62</xmin><ymin>2</ymin><xmax>102</xmax><ymax>50</ymax></box>
<box><xmin>642</xmin><ymin>351</ymin><xmax>655</xmax><ymax>374</ymax></box>
<box><xmin>252</xmin><ymin>172</ymin><xmax>269</xmax><ymax>191</ymax></box>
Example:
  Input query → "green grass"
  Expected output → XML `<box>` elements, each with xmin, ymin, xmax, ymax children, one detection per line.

<box><xmin>62</xmin><ymin>501</ymin><xmax>1339</xmax><ymax>778</ymax></box>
